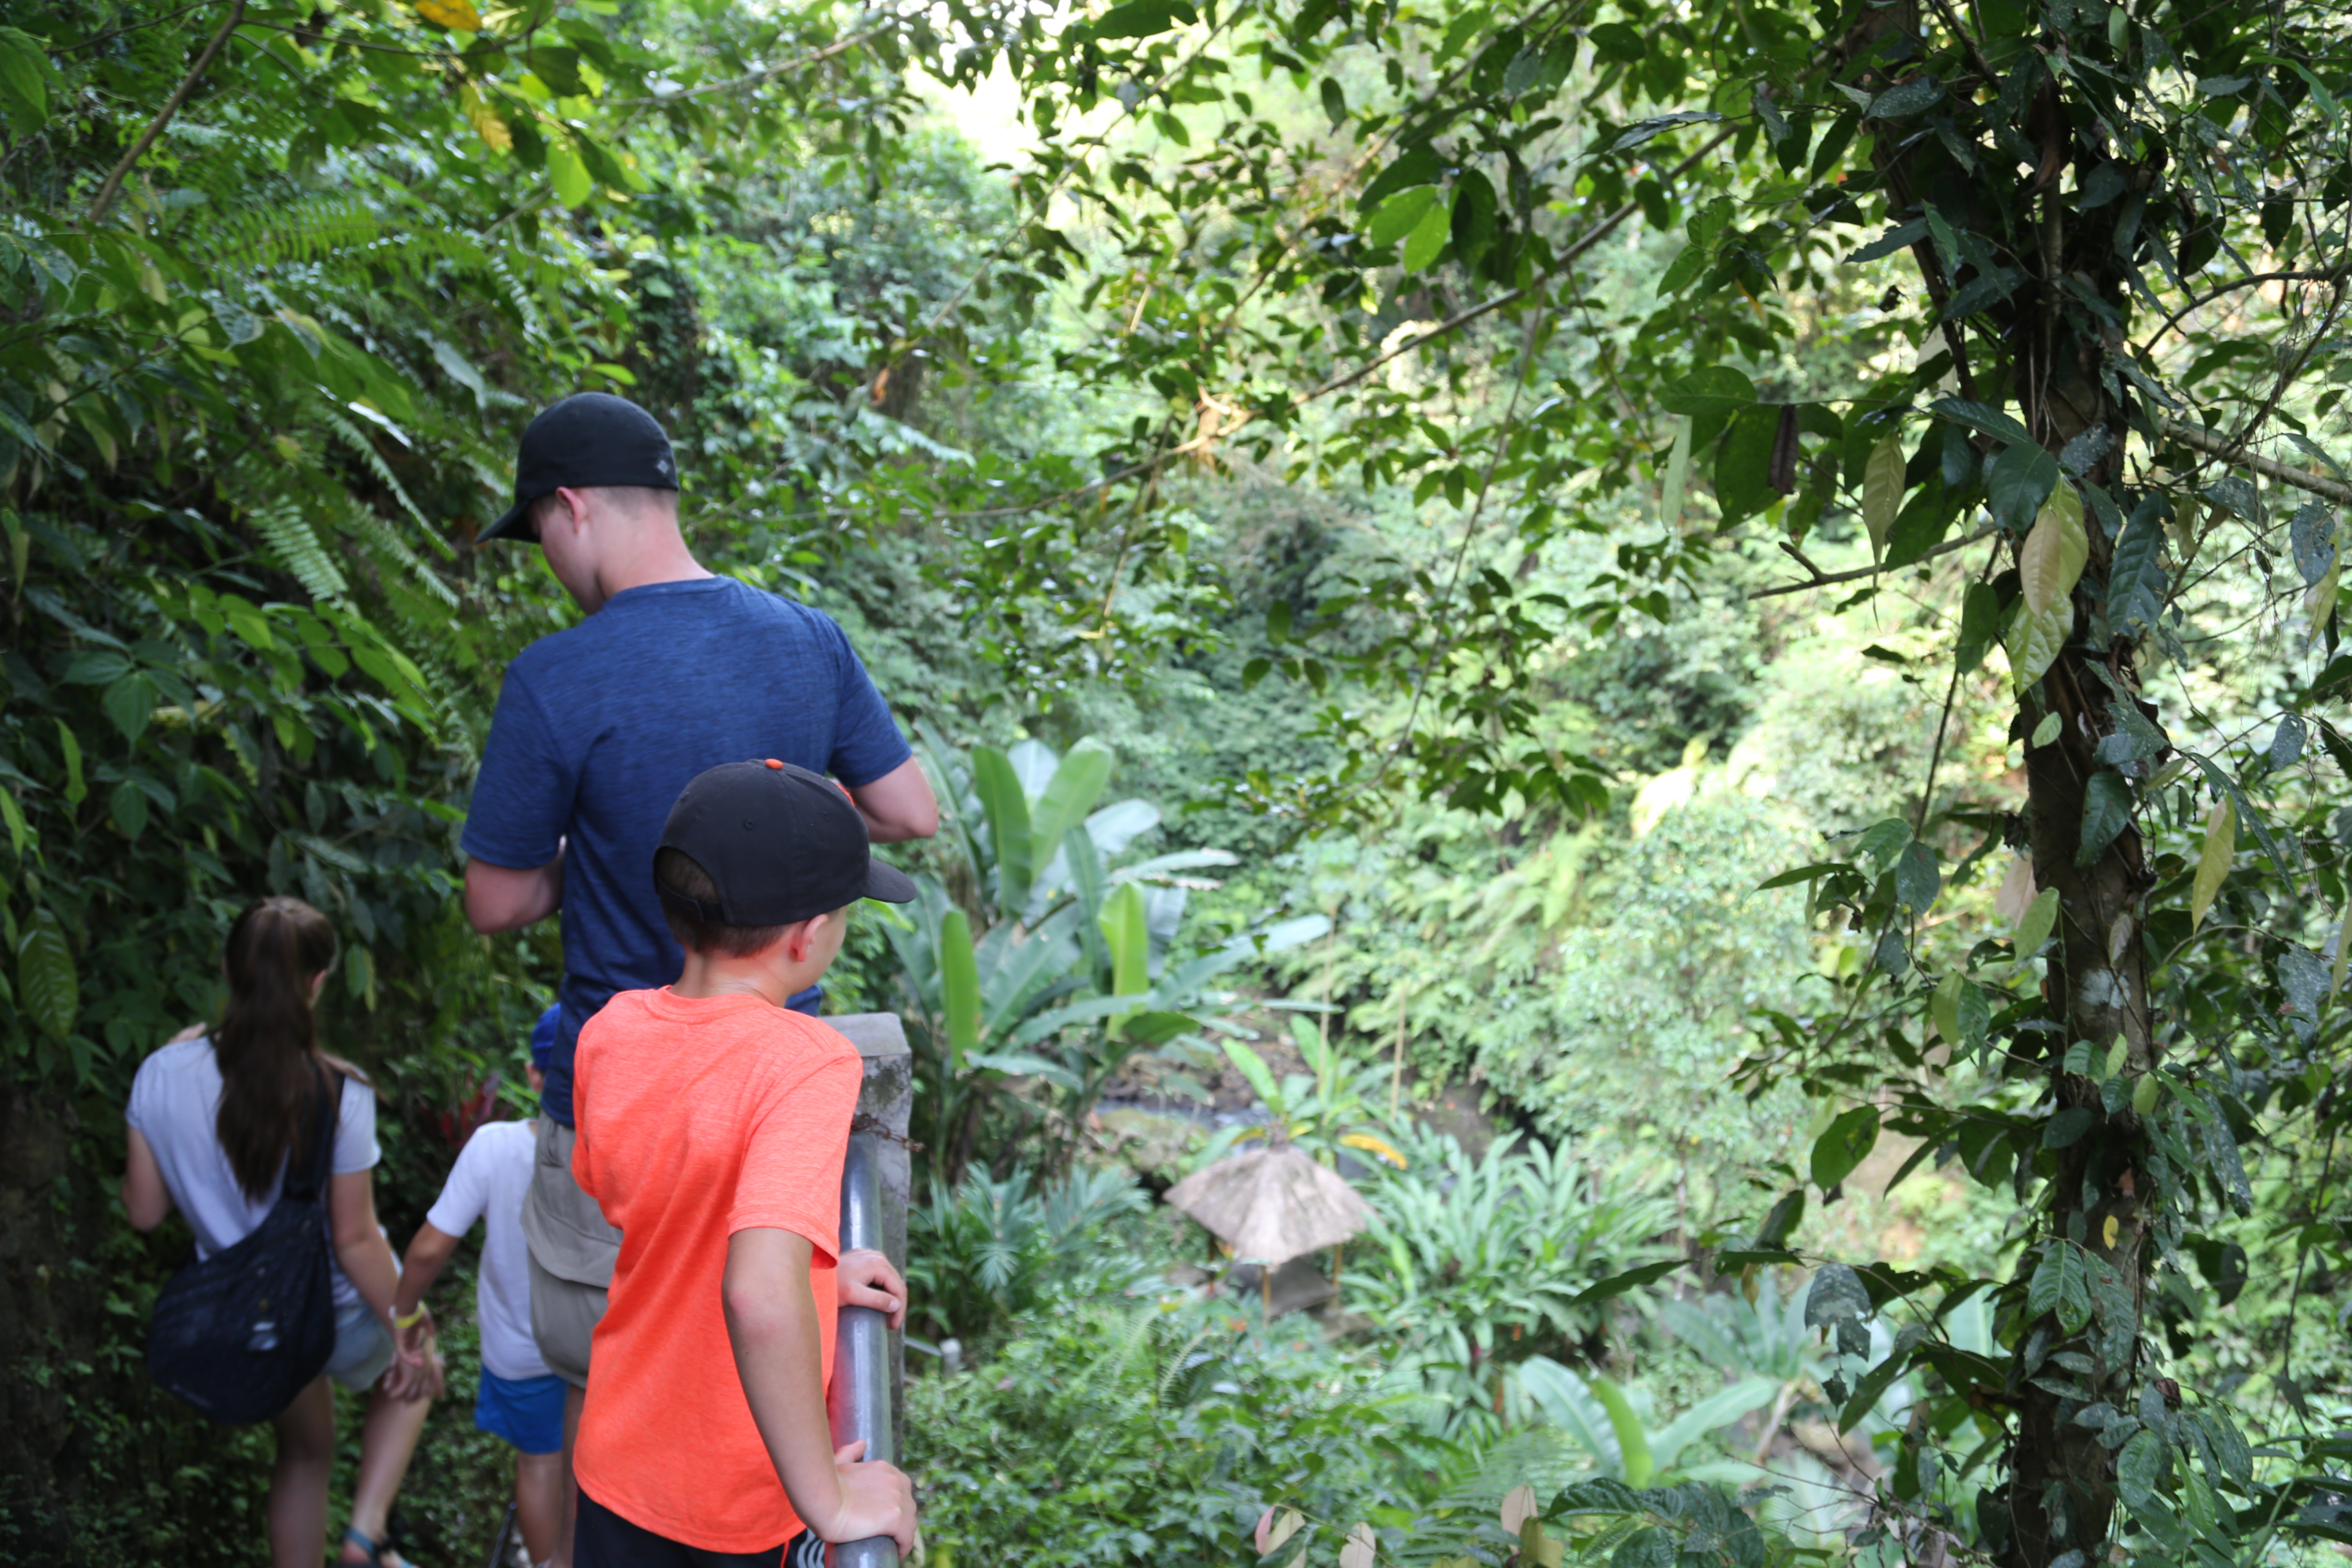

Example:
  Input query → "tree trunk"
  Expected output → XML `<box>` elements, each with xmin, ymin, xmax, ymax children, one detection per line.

<box><xmin>1997</xmin><ymin>166</ymin><xmax>2160</xmax><ymax>1568</ymax></box>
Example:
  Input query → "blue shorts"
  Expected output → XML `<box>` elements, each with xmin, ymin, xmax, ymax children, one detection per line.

<box><xmin>475</xmin><ymin>1369</ymin><xmax>567</xmax><ymax>1455</ymax></box>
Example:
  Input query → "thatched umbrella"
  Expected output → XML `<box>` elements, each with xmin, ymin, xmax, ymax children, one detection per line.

<box><xmin>1164</xmin><ymin>1143</ymin><xmax>1371</xmax><ymax>1312</ymax></box>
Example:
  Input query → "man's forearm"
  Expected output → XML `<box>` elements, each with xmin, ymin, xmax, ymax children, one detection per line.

<box><xmin>464</xmin><ymin>846</ymin><xmax>564</xmax><ymax>932</ymax></box>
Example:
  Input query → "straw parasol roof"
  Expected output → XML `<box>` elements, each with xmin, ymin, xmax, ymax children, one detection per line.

<box><xmin>1163</xmin><ymin>1142</ymin><xmax>1371</xmax><ymax>1268</ymax></box>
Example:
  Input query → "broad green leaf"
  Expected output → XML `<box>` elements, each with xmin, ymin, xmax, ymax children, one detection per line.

<box><xmin>0</xmin><ymin>788</ymin><xmax>28</xmax><ymax>855</ymax></box>
<box><xmin>18</xmin><ymin>907</ymin><xmax>76</xmax><ymax>1042</ymax></box>
<box><xmin>2191</xmin><ymin>795</ymin><xmax>2234</xmax><ymax>931</ymax></box>
<box><xmin>1030</xmin><ymin>737</ymin><xmax>1114</xmax><ymax>867</ymax></box>
<box><xmin>971</xmin><ymin>746</ymin><xmax>1035</xmax><ymax>919</ymax></box>
<box><xmin>109</xmin><ymin>778</ymin><xmax>148</xmax><ymax>840</ymax></box>
<box><xmin>1712</xmin><ymin>404</ymin><xmax>1781</xmax><ymax>523</ymax></box>
<box><xmin>1804</xmin><ymin>1262</ymin><xmax>1871</xmax><ymax>1326</ymax></box>
<box><xmin>1099</xmin><ymin>881</ymin><xmax>1148</xmax><ymax>1030</ymax></box>
<box><xmin>2007</xmin><ymin>602</ymin><xmax>2071</xmax><ymax>692</ymax></box>
<box><xmin>54</xmin><ymin>720</ymin><xmax>85</xmax><ymax>808</ymax></box>
<box><xmin>1987</xmin><ymin>440</ymin><xmax>2059</xmax><ymax>531</ymax></box>
<box><xmin>1518</xmin><ymin>1357</ymin><xmax>1623</xmax><ymax>1473</ymax></box>
<box><xmin>1568</xmin><ymin>1258</ymin><xmax>1689</xmax><ymax>1306</ymax></box>
<box><xmin>2076</xmin><ymin>770</ymin><xmax>2134</xmax><ymax>867</ymax></box>
<box><xmin>548</xmin><ymin>135</ymin><xmax>593</xmax><ymax>207</ymax></box>
<box><xmin>0</xmin><ymin>27</ymin><xmax>55</xmax><ymax>131</ymax></box>
<box><xmin>1957</xmin><ymin>980</ymin><xmax>1989</xmax><ymax>1048</ymax></box>
<box><xmin>1651</xmin><ymin>1376</ymin><xmax>1778</xmax><ymax>1470</ymax></box>
<box><xmin>2117</xmin><ymin>1427</ymin><xmax>2170</xmax><ymax>1513</ymax></box>
<box><xmin>103</xmin><ymin>672</ymin><xmax>156</xmax><ymax>744</ymax></box>
<box><xmin>1862</xmin><ymin>432</ymin><xmax>1904</xmax><ymax>560</ymax></box>
<box><xmin>1895</xmin><ymin>841</ymin><xmax>1940</xmax><ymax>911</ymax></box>
<box><xmin>1092</xmin><ymin>0</ymin><xmax>1199</xmax><ymax>40</ymax></box>
<box><xmin>1589</xmin><ymin>1377</ymin><xmax>1654</xmax><ymax>1487</ymax></box>
<box><xmin>1401</xmin><ymin>196</ymin><xmax>1452</xmax><ymax>273</ymax></box>
<box><xmin>1811</xmin><ymin>1105</ymin><xmax>1880</xmax><ymax>1190</ymax></box>
<box><xmin>2015</xmin><ymin>887</ymin><xmax>2060</xmax><ymax>957</ymax></box>
<box><xmin>1659</xmin><ymin>416</ymin><xmax>1691</xmax><ymax>531</ymax></box>
<box><xmin>1366</xmin><ymin>186</ymin><xmax>1440</xmax><ymax>247</ymax></box>
<box><xmin>1217</xmin><ymin>1036</ymin><xmax>1280</xmax><ymax>1106</ymax></box>
<box><xmin>1657</xmin><ymin>366</ymin><xmax>1757</xmax><ymax>418</ymax></box>
<box><xmin>940</xmin><ymin>908</ymin><xmax>980</xmax><ymax>1071</ymax></box>
<box><xmin>1931</xmin><ymin>971</ymin><xmax>1963</xmax><ymax>1048</ymax></box>
<box><xmin>1855</xmin><ymin>818</ymin><xmax>1912</xmax><ymax>871</ymax></box>
<box><xmin>2031</xmin><ymin>711</ymin><xmax>2062</xmax><ymax>747</ymax></box>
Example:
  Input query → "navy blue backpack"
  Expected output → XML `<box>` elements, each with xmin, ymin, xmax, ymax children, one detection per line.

<box><xmin>147</xmin><ymin>1063</ymin><xmax>343</xmax><ymax>1424</ymax></box>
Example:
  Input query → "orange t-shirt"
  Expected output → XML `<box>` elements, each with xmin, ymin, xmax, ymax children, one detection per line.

<box><xmin>570</xmin><ymin>987</ymin><xmax>862</xmax><ymax>1552</ymax></box>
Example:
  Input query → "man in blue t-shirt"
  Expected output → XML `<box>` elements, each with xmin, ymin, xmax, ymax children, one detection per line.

<box><xmin>462</xmin><ymin>392</ymin><xmax>936</xmax><ymax>1566</ymax></box>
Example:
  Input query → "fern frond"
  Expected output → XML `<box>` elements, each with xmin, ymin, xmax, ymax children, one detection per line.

<box><xmin>252</xmin><ymin>505</ymin><xmax>350</xmax><ymax>602</ymax></box>
<box><xmin>180</xmin><ymin>192</ymin><xmax>384</xmax><ymax>269</ymax></box>
<box><xmin>317</xmin><ymin>403</ymin><xmax>429</xmax><ymax>526</ymax></box>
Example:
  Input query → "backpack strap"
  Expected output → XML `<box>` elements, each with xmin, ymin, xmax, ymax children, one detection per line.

<box><xmin>282</xmin><ymin>1059</ymin><xmax>343</xmax><ymax>1203</ymax></box>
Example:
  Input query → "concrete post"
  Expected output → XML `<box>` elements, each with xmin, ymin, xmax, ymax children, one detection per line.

<box><xmin>824</xmin><ymin>1013</ymin><xmax>912</xmax><ymax>1568</ymax></box>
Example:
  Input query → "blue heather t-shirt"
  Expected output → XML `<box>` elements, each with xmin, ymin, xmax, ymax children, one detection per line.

<box><xmin>461</xmin><ymin>576</ymin><xmax>910</xmax><ymax>1125</ymax></box>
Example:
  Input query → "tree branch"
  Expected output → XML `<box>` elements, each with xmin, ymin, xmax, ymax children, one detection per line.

<box><xmin>2160</xmin><ymin>419</ymin><xmax>2352</xmax><ymax>505</ymax></box>
<box><xmin>606</xmin><ymin>25</ymin><xmax>886</xmax><ymax>107</ymax></box>
<box><xmin>86</xmin><ymin>0</ymin><xmax>247</xmax><ymax>227</ymax></box>
<box><xmin>1748</xmin><ymin>523</ymin><xmax>1998</xmax><ymax>600</ymax></box>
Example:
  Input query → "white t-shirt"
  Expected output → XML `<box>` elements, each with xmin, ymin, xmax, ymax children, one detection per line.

<box><xmin>125</xmin><ymin>1037</ymin><xmax>380</xmax><ymax>1314</ymax></box>
<box><xmin>423</xmin><ymin>1118</ymin><xmax>548</xmax><ymax>1381</ymax></box>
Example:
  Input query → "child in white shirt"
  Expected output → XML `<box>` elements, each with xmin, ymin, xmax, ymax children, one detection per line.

<box><xmin>392</xmin><ymin>1006</ymin><xmax>564</xmax><ymax>1567</ymax></box>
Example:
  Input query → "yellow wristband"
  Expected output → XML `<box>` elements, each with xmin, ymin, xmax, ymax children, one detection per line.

<box><xmin>392</xmin><ymin>1305</ymin><xmax>428</xmax><ymax>1330</ymax></box>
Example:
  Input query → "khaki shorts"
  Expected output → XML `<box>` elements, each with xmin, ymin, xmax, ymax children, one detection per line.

<box><xmin>521</xmin><ymin>1117</ymin><xmax>619</xmax><ymax>1390</ymax></box>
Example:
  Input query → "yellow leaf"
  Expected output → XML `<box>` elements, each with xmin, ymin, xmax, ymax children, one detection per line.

<box><xmin>413</xmin><ymin>0</ymin><xmax>481</xmax><ymax>30</ymax></box>
<box><xmin>460</xmin><ymin>83</ymin><xmax>511</xmax><ymax>151</ymax></box>
<box><xmin>1521</xmin><ymin>1517</ymin><xmax>1565</xmax><ymax>1568</ymax></box>
<box><xmin>2334</xmin><ymin>897</ymin><xmax>2352</xmax><ymax>999</ymax></box>
<box><xmin>1501</xmin><ymin>1484</ymin><xmax>1539</xmax><ymax>1536</ymax></box>
<box><xmin>2019</xmin><ymin>506</ymin><xmax>2066</xmax><ymax>616</ymax></box>
<box><xmin>2006</xmin><ymin>601</ymin><xmax>2072</xmax><ymax>692</ymax></box>
<box><xmin>2101</xmin><ymin>1214</ymin><xmax>2119</xmax><ymax>1249</ymax></box>
<box><xmin>1862</xmin><ymin>432</ymin><xmax>1904</xmax><ymax>563</ymax></box>
<box><xmin>2306</xmin><ymin>559</ymin><xmax>2339</xmax><ymax>649</ymax></box>
<box><xmin>1339</xmin><ymin>1131</ymin><xmax>1408</xmax><ymax>1168</ymax></box>
<box><xmin>2046</xmin><ymin>481</ymin><xmax>2089</xmax><ymax>592</ymax></box>
<box><xmin>2190</xmin><ymin>795</ymin><xmax>2234</xmax><ymax>932</ymax></box>
<box><xmin>1931</xmin><ymin>971</ymin><xmax>1963</xmax><ymax>1048</ymax></box>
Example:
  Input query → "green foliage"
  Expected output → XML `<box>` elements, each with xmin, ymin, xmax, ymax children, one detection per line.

<box><xmin>906</xmin><ymin>1293</ymin><xmax>1448</xmax><ymax>1568</ymax></box>
<box><xmin>888</xmin><ymin>726</ymin><xmax>1326</xmax><ymax>1171</ymax></box>
<box><xmin>1348</xmin><ymin>1125</ymin><xmax>1677</xmax><ymax>1417</ymax></box>
<box><xmin>906</xmin><ymin>1165</ymin><xmax>1150</xmax><ymax>1347</ymax></box>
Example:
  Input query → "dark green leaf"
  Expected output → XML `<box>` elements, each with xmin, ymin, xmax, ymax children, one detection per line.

<box><xmin>1657</xmin><ymin>365</ymin><xmax>1758</xmax><ymax>418</ymax></box>
<box><xmin>18</xmin><ymin>908</ymin><xmax>76</xmax><ymax>1042</ymax></box>
<box><xmin>2076</xmin><ymin>770</ymin><xmax>2134</xmax><ymax>867</ymax></box>
<box><xmin>1804</xmin><ymin>1262</ymin><xmax>1872</xmax><ymax>1326</ymax></box>
<box><xmin>1811</xmin><ymin>1106</ymin><xmax>1881</xmax><ymax>1190</ymax></box>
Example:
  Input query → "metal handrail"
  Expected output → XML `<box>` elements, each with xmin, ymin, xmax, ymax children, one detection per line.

<box><xmin>827</xmin><ymin>1127</ymin><xmax>897</xmax><ymax>1568</ymax></box>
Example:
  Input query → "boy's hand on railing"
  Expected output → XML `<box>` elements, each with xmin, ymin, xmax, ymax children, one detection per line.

<box><xmin>836</xmin><ymin>1247</ymin><xmax>906</xmax><ymax>1329</ymax></box>
<box><xmin>819</xmin><ymin>1440</ymin><xmax>916</xmax><ymax>1556</ymax></box>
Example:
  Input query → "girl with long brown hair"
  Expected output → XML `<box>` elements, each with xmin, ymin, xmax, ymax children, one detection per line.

<box><xmin>122</xmin><ymin>896</ymin><xmax>441</xmax><ymax>1568</ymax></box>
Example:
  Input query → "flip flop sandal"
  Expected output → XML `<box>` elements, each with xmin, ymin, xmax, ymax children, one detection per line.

<box><xmin>338</xmin><ymin>1528</ymin><xmax>410</xmax><ymax>1568</ymax></box>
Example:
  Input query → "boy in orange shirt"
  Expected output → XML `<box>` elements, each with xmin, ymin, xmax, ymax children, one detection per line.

<box><xmin>569</xmin><ymin>759</ymin><xmax>920</xmax><ymax>1566</ymax></box>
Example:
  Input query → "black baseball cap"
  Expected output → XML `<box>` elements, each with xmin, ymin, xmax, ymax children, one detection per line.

<box><xmin>478</xmin><ymin>392</ymin><xmax>680</xmax><ymax>543</ymax></box>
<box><xmin>655</xmin><ymin>760</ymin><xmax>917</xmax><ymax>928</ymax></box>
